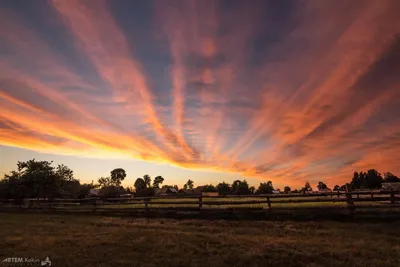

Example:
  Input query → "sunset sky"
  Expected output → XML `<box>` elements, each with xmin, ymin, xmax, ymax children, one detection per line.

<box><xmin>0</xmin><ymin>0</ymin><xmax>399</xmax><ymax>189</ymax></box>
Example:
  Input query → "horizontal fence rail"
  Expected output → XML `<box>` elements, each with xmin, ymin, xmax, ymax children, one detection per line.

<box><xmin>1</xmin><ymin>191</ymin><xmax>399</xmax><ymax>212</ymax></box>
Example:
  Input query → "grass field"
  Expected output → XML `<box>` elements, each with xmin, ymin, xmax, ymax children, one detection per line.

<box><xmin>92</xmin><ymin>195</ymin><xmax>393</xmax><ymax>209</ymax></box>
<box><xmin>1</xmin><ymin>213</ymin><xmax>399</xmax><ymax>267</ymax></box>
<box><xmin>3</xmin><ymin>195</ymin><xmax>395</xmax><ymax>212</ymax></box>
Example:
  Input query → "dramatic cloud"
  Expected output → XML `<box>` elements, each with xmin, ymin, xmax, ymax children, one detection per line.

<box><xmin>1</xmin><ymin>0</ymin><xmax>399</xmax><ymax>187</ymax></box>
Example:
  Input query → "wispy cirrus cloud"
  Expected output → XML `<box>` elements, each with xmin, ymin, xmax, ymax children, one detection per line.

<box><xmin>0</xmin><ymin>0</ymin><xmax>399</xmax><ymax>187</ymax></box>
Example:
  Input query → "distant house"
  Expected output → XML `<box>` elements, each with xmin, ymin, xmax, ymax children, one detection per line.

<box><xmin>154</xmin><ymin>188</ymin><xmax>161</xmax><ymax>195</ymax></box>
<box><xmin>179</xmin><ymin>189</ymin><xmax>195</xmax><ymax>195</ymax></box>
<box><xmin>381</xmin><ymin>182</ymin><xmax>400</xmax><ymax>191</ymax></box>
<box><xmin>272</xmin><ymin>190</ymin><xmax>281</xmax><ymax>194</ymax></box>
<box><xmin>88</xmin><ymin>189</ymin><xmax>100</xmax><ymax>197</ymax></box>
<box><xmin>194</xmin><ymin>186</ymin><xmax>205</xmax><ymax>194</ymax></box>
<box><xmin>160</xmin><ymin>187</ymin><xmax>178</xmax><ymax>195</ymax></box>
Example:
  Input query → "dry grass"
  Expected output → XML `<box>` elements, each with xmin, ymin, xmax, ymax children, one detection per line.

<box><xmin>0</xmin><ymin>213</ymin><xmax>399</xmax><ymax>267</ymax></box>
<box><xmin>91</xmin><ymin>195</ymin><xmax>391</xmax><ymax>209</ymax></box>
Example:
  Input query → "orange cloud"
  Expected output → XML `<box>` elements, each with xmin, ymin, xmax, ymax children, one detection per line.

<box><xmin>0</xmin><ymin>0</ymin><xmax>399</xmax><ymax>188</ymax></box>
<box><xmin>50</xmin><ymin>0</ymin><xmax>200</xmax><ymax>159</ymax></box>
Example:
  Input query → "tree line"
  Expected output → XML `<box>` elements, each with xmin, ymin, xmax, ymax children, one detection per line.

<box><xmin>0</xmin><ymin>159</ymin><xmax>399</xmax><ymax>200</ymax></box>
<box><xmin>333</xmin><ymin>170</ymin><xmax>400</xmax><ymax>191</ymax></box>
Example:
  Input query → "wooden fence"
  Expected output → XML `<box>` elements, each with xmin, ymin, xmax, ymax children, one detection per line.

<box><xmin>1</xmin><ymin>190</ymin><xmax>399</xmax><ymax>213</ymax></box>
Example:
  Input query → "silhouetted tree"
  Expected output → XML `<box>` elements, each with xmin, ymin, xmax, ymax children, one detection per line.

<box><xmin>366</xmin><ymin>169</ymin><xmax>383</xmax><ymax>189</ymax></box>
<box><xmin>0</xmin><ymin>159</ymin><xmax>79</xmax><ymax>199</ymax></box>
<box><xmin>232</xmin><ymin>180</ymin><xmax>251</xmax><ymax>195</ymax></box>
<box><xmin>134</xmin><ymin>178</ymin><xmax>146</xmax><ymax>192</ymax></box>
<box><xmin>257</xmin><ymin>181</ymin><xmax>274</xmax><ymax>194</ymax></box>
<box><xmin>249</xmin><ymin>186</ymin><xmax>256</xmax><ymax>194</ymax></box>
<box><xmin>134</xmin><ymin>187</ymin><xmax>155</xmax><ymax>197</ymax></box>
<box><xmin>351</xmin><ymin>169</ymin><xmax>383</xmax><ymax>189</ymax></box>
<box><xmin>77</xmin><ymin>184</ymin><xmax>93</xmax><ymax>198</ymax></box>
<box><xmin>232</xmin><ymin>180</ymin><xmax>240</xmax><ymax>194</ymax></box>
<box><xmin>153</xmin><ymin>176</ymin><xmax>164</xmax><ymax>188</ymax></box>
<box><xmin>216</xmin><ymin>182</ymin><xmax>231</xmax><ymax>195</ymax></box>
<box><xmin>55</xmin><ymin>164</ymin><xmax>80</xmax><ymax>197</ymax></box>
<box><xmin>143</xmin><ymin>175</ymin><xmax>151</xmax><ymax>188</ymax></box>
<box><xmin>110</xmin><ymin>168</ymin><xmax>126</xmax><ymax>186</ymax></box>
<box><xmin>100</xmin><ymin>186</ymin><xmax>124</xmax><ymax>198</ymax></box>
<box><xmin>56</xmin><ymin>164</ymin><xmax>74</xmax><ymax>181</ymax></box>
<box><xmin>202</xmin><ymin>184</ymin><xmax>217</xmax><ymax>192</ymax></box>
<box><xmin>284</xmin><ymin>186</ymin><xmax>291</xmax><ymax>193</ymax></box>
<box><xmin>340</xmin><ymin>184</ymin><xmax>349</xmax><ymax>191</ymax></box>
<box><xmin>333</xmin><ymin>185</ymin><xmax>341</xmax><ymax>191</ymax></box>
<box><xmin>98</xmin><ymin>177</ymin><xmax>112</xmax><ymax>188</ymax></box>
<box><xmin>184</xmin><ymin>179</ymin><xmax>194</xmax><ymax>190</ymax></box>
<box><xmin>383</xmin><ymin>172</ymin><xmax>400</xmax><ymax>183</ymax></box>
<box><xmin>317</xmin><ymin>181</ymin><xmax>328</xmax><ymax>191</ymax></box>
<box><xmin>302</xmin><ymin>181</ymin><xmax>312</xmax><ymax>193</ymax></box>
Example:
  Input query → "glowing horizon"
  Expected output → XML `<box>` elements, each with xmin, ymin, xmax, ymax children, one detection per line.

<box><xmin>1</xmin><ymin>0</ymin><xmax>399</xmax><ymax>189</ymax></box>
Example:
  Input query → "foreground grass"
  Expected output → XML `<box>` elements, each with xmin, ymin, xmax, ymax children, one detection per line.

<box><xmin>1</xmin><ymin>213</ymin><xmax>399</xmax><ymax>267</ymax></box>
<box><xmin>0</xmin><ymin>214</ymin><xmax>400</xmax><ymax>267</ymax></box>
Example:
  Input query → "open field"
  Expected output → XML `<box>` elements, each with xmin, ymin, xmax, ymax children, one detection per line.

<box><xmin>1</xmin><ymin>213</ymin><xmax>400</xmax><ymax>267</ymax></box>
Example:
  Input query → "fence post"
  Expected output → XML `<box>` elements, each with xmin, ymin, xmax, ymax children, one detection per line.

<box><xmin>346</xmin><ymin>192</ymin><xmax>355</xmax><ymax>213</ymax></box>
<box><xmin>390</xmin><ymin>191</ymin><xmax>395</xmax><ymax>204</ymax></box>
<box><xmin>267</xmin><ymin>196</ymin><xmax>271</xmax><ymax>208</ymax></box>
<box><xmin>92</xmin><ymin>199</ymin><xmax>97</xmax><ymax>213</ymax></box>
<box><xmin>199</xmin><ymin>196</ymin><xmax>202</xmax><ymax>209</ymax></box>
<box><xmin>144</xmin><ymin>198</ymin><xmax>149</xmax><ymax>211</ymax></box>
<box><xmin>346</xmin><ymin>192</ymin><xmax>354</xmax><ymax>205</ymax></box>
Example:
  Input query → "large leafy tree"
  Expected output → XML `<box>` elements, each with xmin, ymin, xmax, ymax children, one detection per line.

<box><xmin>202</xmin><ymin>184</ymin><xmax>217</xmax><ymax>192</ymax></box>
<box><xmin>351</xmin><ymin>169</ymin><xmax>383</xmax><ymax>189</ymax></box>
<box><xmin>302</xmin><ymin>181</ymin><xmax>312</xmax><ymax>192</ymax></box>
<box><xmin>351</xmin><ymin>172</ymin><xmax>361</xmax><ymax>189</ymax></box>
<box><xmin>232</xmin><ymin>180</ymin><xmax>251</xmax><ymax>195</ymax></box>
<box><xmin>153</xmin><ymin>176</ymin><xmax>164</xmax><ymax>188</ymax></box>
<box><xmin>258</xmin><ymin>181</ymin><xmax>274</xmax><ymax>194</ymax></box>
<box><xmin>98</xmin><ymin>177</ymin><xmax>112</xmax><ymax>188</ymax></box>
<box><xmin>0</xmin><ymin>159</ymin><xmax>79</xmax><ymax>199</ymax></box>
<box><xmin>284</xmin><ymin>186</ymin><xmax>291</xmax><ymax>193</ymax></box>
<box><xmin>249</xmin><ymin>186</ymin><xmax>256</xmax><ymax>194</ymax></box>
<box><xmin>184</xmin><ymin>179</ymin><xmax>194</xmax><ymax>190</ymax></box>
<box><xmin>216</xmin><ymin>182</ymin><xmax>231</xmax><ymax>195</ymax></box>
<box><xmin>317</xmin><ymin>181</ymin><xmax>328</xmax><ymax>191</ymax></box>
<box><xmin>134</xmin><ymin>178</ymin><xmax>147</xmax><ymax>192</ymax></box>
<box><xmin>383</xmin><ymin>172</ymin><xmax>399</xmax><ymax>183</ymax></box>
<box><xmin>366</xmin><ymin>169</ymin><xmax>383</xmax><ymax>189</ymax></box>
<box><xmin>333</xmin><ymin>185</ymin><xmax>341</xmax><ymax>191</ymax></box>
<box><xmin>110</xmin><ymin>168</ymin><xmax>126</xmax><ymax>186</ymax></box>
<box><xmin>143</xmin><ymin>175</ymin><xmax>151</xmax><ymax>188</ymax></box>
<box><xmin>232</xmin><ymin>180</ymin><xmax>241</xmax><ymax>194</ymax></box>
<box><xmin>97</xmin><ymin>168</ymin><xmax>126</xmax><ymax>189</ymax></box>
